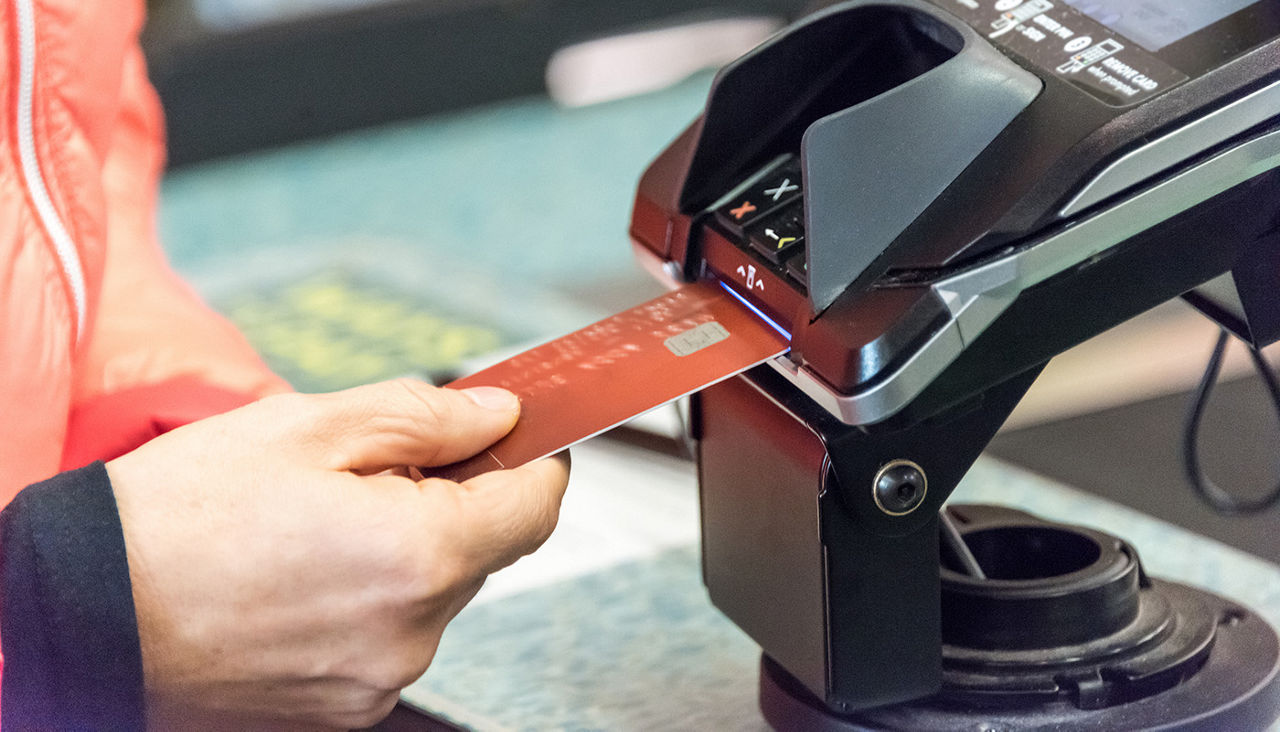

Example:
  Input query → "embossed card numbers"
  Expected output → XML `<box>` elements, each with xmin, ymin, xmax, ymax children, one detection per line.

<box><xmin>422</xmin><ymin>281</ymin><xmax>789</xmax><ymax>482</ymax></box>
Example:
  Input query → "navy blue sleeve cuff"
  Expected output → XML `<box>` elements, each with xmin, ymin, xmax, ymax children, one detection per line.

<box><xmin>0</xmin><ymin>461</ymin><xmax>146</xmax><ymax>730</ymax></box>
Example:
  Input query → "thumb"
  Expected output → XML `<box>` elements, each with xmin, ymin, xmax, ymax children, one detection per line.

<box><xmin>296</xmin><ymin>379</ymin><xmax>521</xmax><ymax>473</ymax></box>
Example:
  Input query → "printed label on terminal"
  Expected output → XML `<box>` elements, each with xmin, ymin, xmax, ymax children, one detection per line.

<box><xmin>930</xmin><ymin>0</ymin><xmax>1188</xmax><ymax>105</ymax></box>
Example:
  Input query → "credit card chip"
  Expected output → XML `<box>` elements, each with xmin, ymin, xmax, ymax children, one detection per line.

<box><xmin>665</xmin><ymin>321</ymin><xmax>730</xmax><ymax>356</ymax></box>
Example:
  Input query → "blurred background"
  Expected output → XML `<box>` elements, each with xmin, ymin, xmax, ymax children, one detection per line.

<box><xmin>140</xmin><ymin>0</ymin><xmax>1279</xmax><ymax>572</ymax></box>
<box><xmin>142</xmin><ymin>0</ymin><xmax>806</xmax><ymax>388</ymax></box>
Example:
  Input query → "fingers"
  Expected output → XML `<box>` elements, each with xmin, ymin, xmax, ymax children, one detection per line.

<box><xmin>428</xmin><ymin>453</ymin><xmax>571</xmax><ymax>575</ymax></box>
<box><xmin>289</xmin><ymin>379</ymin><xmax>521</xmax><ymax>473</ymax></box>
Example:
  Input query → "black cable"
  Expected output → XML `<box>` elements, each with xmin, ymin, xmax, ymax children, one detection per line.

<box><xmin>1183</xmin><ymin>328</ymin><xmax>1280</xmax><ymax>515</ymax></box>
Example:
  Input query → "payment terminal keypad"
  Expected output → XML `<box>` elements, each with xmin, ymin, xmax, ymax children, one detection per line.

<box><xmin>747</xmin><ymin>206</ymin><xmax>805</xmax><ymax>264</ymax></box>
<box><xmin>715</xmin><ymin>157</ymin><xmax>803</xmax><ymax>236</ymax></box>
<box><xmin>714</xmin><ymin>155</ymin><xmax>808</xmax><ymax>290</ymax></box>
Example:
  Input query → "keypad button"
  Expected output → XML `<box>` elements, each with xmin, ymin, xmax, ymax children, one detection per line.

<box><xmin>708</xmin><ymin>154</ymin><xmax>809</xmax><ymax>293</ymax></box>
<box><xmin>716</xmin><ymin>157</ymin><xmax>802</xmax><ymax>236</ymax></box>
<box><xmin>785</xmin><ymin>250</ymin><xmax>808</xmax><ymax>285</ymax></box>
<box><xmin>718</xmin><ymin>198</ymin><xmax>767</xmax><ymax>235</ymax></box>
<box><xmin>747</xmin><ymin>206</ymin><xmax>805</xmax><ymax>264</ymax></box>
<box><xmin>754</xmin><ymin>165</ymin><xmax>803</xmax><ymax>209</ymax></box>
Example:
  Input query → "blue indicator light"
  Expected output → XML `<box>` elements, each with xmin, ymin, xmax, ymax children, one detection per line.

<box><xmin>718</xmin><ymin>281</ymin><xmax>793</xmax><ymax>342</ymax></box>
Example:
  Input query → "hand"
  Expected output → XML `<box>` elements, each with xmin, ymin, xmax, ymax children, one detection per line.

<box><xmin>106</xmin><ymin>379</ymin><xmax>569</xmax><ymax>730</ymax></box>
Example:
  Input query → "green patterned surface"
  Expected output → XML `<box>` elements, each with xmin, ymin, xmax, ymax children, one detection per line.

<box><xmin>215</xmin><ymin>270</ymin><xmax>503</xmax><ymax>390</ymax></box>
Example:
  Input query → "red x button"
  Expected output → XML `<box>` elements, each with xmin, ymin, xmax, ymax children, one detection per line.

<box><xmin>730</xmin><ymin>201</ymin><xmax>758</xmax><ymax>220</ymax></box>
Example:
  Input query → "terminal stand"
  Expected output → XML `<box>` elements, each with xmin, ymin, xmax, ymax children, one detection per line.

<box><xmin>697</xmin><ymin>365</ymin><xmax>1280</xmax><ymax>729</ymax></box>
<box><xmin>759</xmin><ymin>504</ymin><xmax>1280</xmax><ymax>730</ymax></box>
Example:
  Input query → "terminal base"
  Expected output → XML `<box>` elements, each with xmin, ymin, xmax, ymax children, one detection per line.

<box><xmin>759</xmin><ymin>505</ymin><xmax>1280</xmax><ymax>731</ymax></box>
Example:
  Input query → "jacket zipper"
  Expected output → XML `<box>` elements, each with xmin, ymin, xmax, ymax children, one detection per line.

<box><xmin>14</xmin><ymin>0</ymin><xmax>87</xmax><ymax>343</ymax></box>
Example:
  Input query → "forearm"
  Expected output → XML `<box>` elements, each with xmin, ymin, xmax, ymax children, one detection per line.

<box><xmin>0</xmin><ymin>463</ymin><xmax>145</xmax><ymax>730</ymax></box>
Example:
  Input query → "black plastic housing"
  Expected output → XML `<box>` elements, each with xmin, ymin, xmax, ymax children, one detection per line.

<box><xmin>629</xmin><ymin>0</ymin><xmax>1280</xmax><ymax>720</ymax></box>
<box><xmin>696</xmin><ymin>365</ymin><xmax>1042</xmax><ymax>710</ymax></box>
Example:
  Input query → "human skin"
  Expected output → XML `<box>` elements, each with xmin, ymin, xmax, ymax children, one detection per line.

<box><xmin>106</xmin><ymin>379</ymin><xmax>569</xmax><ymax>730</ymax></box>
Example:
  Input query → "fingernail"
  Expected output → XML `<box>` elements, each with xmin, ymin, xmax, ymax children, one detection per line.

<box><xmin>461</xmin><ymin>386</ymin><xmax>519</xmax><ymax>412</ymax></box>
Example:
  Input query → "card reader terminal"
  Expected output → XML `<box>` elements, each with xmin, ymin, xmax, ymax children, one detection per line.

<box><xmin>634</xmin><ymin>0</ymin><xmax>1280</xmax><ymax>426</ymax></box>
<box><xmin>629</xmin><ymin>0</ymin><xmax>1280</xmax><ymax>725</ymax></box>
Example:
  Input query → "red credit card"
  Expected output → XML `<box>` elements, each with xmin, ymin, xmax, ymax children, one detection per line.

<box><xmin>424</xmin><ymin>280</ymin><xmax>789</xmax><ymax>482</ymax></box>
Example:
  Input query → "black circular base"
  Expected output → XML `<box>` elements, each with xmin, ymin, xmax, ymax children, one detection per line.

<box><xmin>760</xmin><ymin>580</ymin><xmax>1280</xmax><ymax>731</ymax></box>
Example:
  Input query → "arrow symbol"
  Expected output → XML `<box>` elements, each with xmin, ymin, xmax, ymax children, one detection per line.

<box><xmin>765</xmin><ymin>228</ymin><xmax>779</xmax><ymax>240</ymax></box>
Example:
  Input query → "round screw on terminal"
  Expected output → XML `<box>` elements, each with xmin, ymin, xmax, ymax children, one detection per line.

<box><xmin>873</xmin><ymin>460</ymin><xmax>928</xmax><ymax>516</ymax></box>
